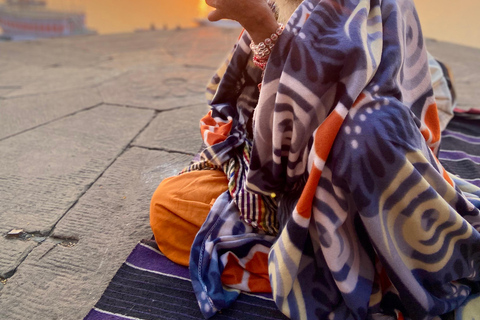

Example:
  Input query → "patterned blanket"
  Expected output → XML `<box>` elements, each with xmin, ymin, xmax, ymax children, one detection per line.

<box><xmin>189</xmin><ymin>0</ymin><xmax>480</xmax><ymax>319</ymax></box>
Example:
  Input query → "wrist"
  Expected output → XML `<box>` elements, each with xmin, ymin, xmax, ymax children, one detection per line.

<box><xmin>243</xmin><ymin>10</ymin><xmax>278</xmax><ymax>44</ymax></box>
<box><xmin>250</xmin><ymin>23</ymin><xmax>285</xmax><ymax>56</ymax></box>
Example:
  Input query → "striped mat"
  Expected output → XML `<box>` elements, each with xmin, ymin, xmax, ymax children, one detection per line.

<box><xmin>439</xmin><ymin>115</ymin><xmax>480</xmax><ymax>187</ymax></box>
<box><xmin>84</xmin><ymin>239</ymin><xmax>288</xmax><ymax>320</ymax></box>
<box><xmin>84</xmin><ymin>115</ymin><xmax>480</xmax><ymax>320</ymax></box>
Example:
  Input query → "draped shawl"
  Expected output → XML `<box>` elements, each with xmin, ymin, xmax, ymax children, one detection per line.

<box><xmin>189</xmin><ymin>0</ymin><xmax>480</xmax><ymax>319</ymax></box>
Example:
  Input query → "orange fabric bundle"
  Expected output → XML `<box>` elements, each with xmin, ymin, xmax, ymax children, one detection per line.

<box><xmin>150</xmin><ymin>170</ymin><xmax>228</xmax><ymax>266</ymax></box>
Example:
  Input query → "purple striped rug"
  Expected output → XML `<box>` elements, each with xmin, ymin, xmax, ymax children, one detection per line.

<box><xmin>439</xmin><ymin>116</ymin><xmax>480</xmax><ymax>187</ymax></box>
<box><xmin>84</xmin><ymin>240</ymin><xmax>288</xmax><ymax>320</ymax></box>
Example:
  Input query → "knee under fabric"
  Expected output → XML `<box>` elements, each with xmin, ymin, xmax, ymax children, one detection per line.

<box><xmin>150</xmin><ymin>170</ymin><xmax>228</xmax><ymax>266</ymax></box>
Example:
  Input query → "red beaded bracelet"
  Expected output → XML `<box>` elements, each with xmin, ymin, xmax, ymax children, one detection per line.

<box><xmin>253</xmin><ymin>55</ymin><xmax>269</xmax><ymax>70</ymax></box>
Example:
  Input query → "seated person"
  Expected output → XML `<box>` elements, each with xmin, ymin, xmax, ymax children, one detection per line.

<box><xmin>151</xmin><ymin>0</ymin><xmax>480</xmax><ymax>318</ymax></box>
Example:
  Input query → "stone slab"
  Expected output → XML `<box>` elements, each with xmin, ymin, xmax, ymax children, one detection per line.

<box><xmin>426</xmin><ymin>39</ymin><xmax>480</xmax><ymax>109</ymax></box>
<box><xmin>5</xmin><ymin>66</ymin><xmax>122</xmax><ymax>98</ymax></box>
<box><xmin>0</xmin><ymin>59</ymin><xmax>24</xmax><ymax>74</ymax></box>
<box><xmin>0</xmin><ymin>148</ymin><xmax>191</xmax><ymax>320</ymax></box>
<box><xmin>94</xmin><ymin>27</ymin><xmax>240</xmax><ymax>75</ymax></box>
<box><xmin>0</xmin><ymin>37</ymin><xmax>107</xmax><ymax>68</ymax></box>
<box><xmin>133</xmin><ymin>104</ymin><xmax>209</xmax><ymax>154</ymax></box>
<box><xmin>163</xmin><ymin>27</ymin><xmax>240</xmax><ymax>68</ymax></box>
<box><xmin>98</xmin><ymin>65</ymin><xmax>213</xmax><ymax>109</ymax></box>
<box><xmin>0</xmin><ymin>105</ymin><xmax>154</xmax><ymax>278</ymax></box>
<box><xmin>0</xmin><ymin>65</ymin><xmax>45</xmax><ymax>88</ymax></box>
<box><xmin>0</xmin><ymin>27</ymin><xmax>239</xmax><ymax>73</ymax></box>
<box><xmin>56</xmin><ymin>31</ymin><xmax>171</xmax><ymax>56</ymax></box>
<box><xmin>0</xmin><ymin>239</ymin><xmax>37</xmax><ymax>279</ymax></box>
<box><xmin>0</xmin><ymin>88</ymin><xmax>16</xmax><ymax>97</ymax></box>
<box><xmin>96</xmin><ymin>49</ymin><xmax>175</xmax><ymax>72</ymax></box>
<box><xmin>0</xmin><ymin>88</ymin><xmax>102</xmax><ymax>140</ymax></box>
<box><xmin>65</xmin><ymin>28</ymin><xmax>239</xmax><ymax>69</ymax></box>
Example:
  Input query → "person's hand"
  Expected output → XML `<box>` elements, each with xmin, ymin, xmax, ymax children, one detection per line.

<box><xmin>205</xmin><ymin>0</ymin><xmax>278</xmax><ymax>44</ymax></box>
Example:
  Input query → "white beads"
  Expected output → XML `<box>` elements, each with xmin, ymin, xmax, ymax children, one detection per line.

<box><xmin>250</xmin><ymin>23</ymin><xmax>284</xmax><ymax>58</ymax></box>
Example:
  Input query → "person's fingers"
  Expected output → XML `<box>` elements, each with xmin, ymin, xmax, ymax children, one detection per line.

<box><xmin>208</xmin><ymin>9</ymin><xmax>224</xmax><ymax>22</ymax></box>
<box><xmin>205</xmin><ymin>0</ymin><xmax>217</xmax><ymax>8</ymax></box>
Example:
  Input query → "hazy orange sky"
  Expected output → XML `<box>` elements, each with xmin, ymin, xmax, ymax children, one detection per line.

<box><xmin>1</xmin><ymin>0</ymin><xmax>479</xmax><ymax>48</ymax></box>
<box><xmin>46</xmin><ymin>0</ymin><xmax>202</xmax><ymax>33</ymax></box>
<box><xmin>414</xmin><ymin>0</ymin><xmax>480</xmax><ymax>49</ymax></box>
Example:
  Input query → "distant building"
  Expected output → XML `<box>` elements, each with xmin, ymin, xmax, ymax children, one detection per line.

<box><xmin>0</xmin><ymin>0</ymin><xmax>94</xmax><ymax>40</ymax></box>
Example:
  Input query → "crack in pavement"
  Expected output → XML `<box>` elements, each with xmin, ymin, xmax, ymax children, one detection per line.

<box><xmin>182</xmin><ymin>63</ymin><xmax>217</xmax><ymax>70</ymax></box>
<box><xmin>5</xmin><ymin>229</ymin><xmax>79</xmax><ymax>246</ymax></box>
<box><xmin>1</xmin><ymin>109</ymin><xmax>158</xmax><ymax>282</ymax></box>
<box><xmin>104</xmin><ymin>101</ymin><xmax>205</xmax><ymax>112</ymax></box>
<box><xmin>3</xmin><ymin>230</ymin><xmax>80</xmax><ymax>279</ymax></box>
<box><xmin>0</xmin><ymin>102</ymin><xmax>103</xmax><ymax>142</ymax></box>
<box><xmin>0</xmin><ymin>86</ymin><xmax>22</xmax><ymax>89</ymax></box>
<box><xmin>131</xmin><ymin>145</ymin><xmax>196</xmax><ymax>156</ymax></box>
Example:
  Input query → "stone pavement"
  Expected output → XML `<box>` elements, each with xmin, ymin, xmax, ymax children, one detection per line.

<box><xmin>0</xmin><ymin>26</ymin><xmax>479</xmax><ymax>320</ymax></box>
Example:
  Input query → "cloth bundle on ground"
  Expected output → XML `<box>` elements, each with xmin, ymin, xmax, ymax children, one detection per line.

<box><xmin>153</xmin><ymin>0</ymin><xmax>480</xmax><ymax>319</ymax></box>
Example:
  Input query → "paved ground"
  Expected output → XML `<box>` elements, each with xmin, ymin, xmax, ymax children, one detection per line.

<box><xmin>0</xmin><ymin>27</ymin><xmax>479</xmax><ymax>320</ymax></box>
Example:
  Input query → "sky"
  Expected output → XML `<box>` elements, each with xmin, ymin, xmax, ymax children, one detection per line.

<box><xmin>1</xmin><ymin>0</ymin><xmax>479</xmax><ymax>48</ymax></box>
<box><xmin>414</xmin><ymin>0</ymin><xmax>480</xmax><ymax>49</ymax></box>
<box><xmin>46</xmin><ymin>0</ymin><xmax>202</xmax><ymax>33</ymax></box>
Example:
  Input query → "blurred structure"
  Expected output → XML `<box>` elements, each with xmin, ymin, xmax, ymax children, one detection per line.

<box><xmin>0</xmin><ymin>0</ymin><xmax>94</xmax><ymax>40</ymax></box>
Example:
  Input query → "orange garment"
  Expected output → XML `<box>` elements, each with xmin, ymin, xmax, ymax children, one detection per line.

<box><xmin>150</xmin><ymin>170</ymin><xmax>228</xmax><ymax>266</ymax></box>
<box><xmin>221</xmin><ymin>251</ymin><xmax>272</xmax><ymax>293</ymax></box>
